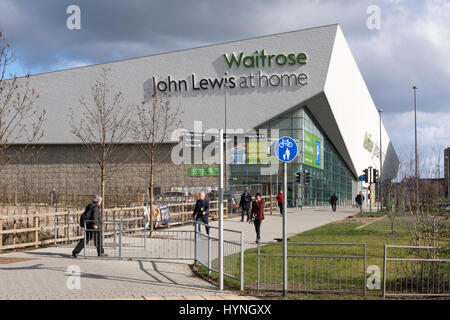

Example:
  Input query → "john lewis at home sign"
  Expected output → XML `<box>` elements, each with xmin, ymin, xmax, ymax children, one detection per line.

<box><xmin>150</xmin><ymin>49</ymin><xmax>309</xmax><ymax>96</ymax></box>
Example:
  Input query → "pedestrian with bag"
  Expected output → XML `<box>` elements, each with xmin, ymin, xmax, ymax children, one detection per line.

<box><xmin>239</xmin><ymin>190</ymin><xmax>252</xmax><ymax>222</ymax></box>
<box><xmin>249</xmin><ymin>193</ymin><xmax>265</xmax><ymax>243</ymax></box>
<box><xmin>193</xmin><ymin>192</ymin><xmax>210</xmax><ymax>235</ymax></box>
<box><xmin>72</xmin><ymin>195</ymin><xmax>106</xmax><ymax>258</ymax></box>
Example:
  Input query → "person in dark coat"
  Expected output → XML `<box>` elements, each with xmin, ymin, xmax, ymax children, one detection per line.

<box><xmin>72</xmin><ymin>195</ymin><xmax>106</xmax><ymax>257</ymax></box>
<box><xmin>330</xmin><ymin>193</ymin><xmax>338</xmax><ymax>212</ymax></box>
<box><xmin>193</xmin><ymin>192</ymin><xmax>210</xmax><ymax>235</ymax></box>
<box><xmin>249</xmin><ymin>193</ymin><xmax>265</xmax><ymax>242</ymax></box>
<box><xmin>355</xmin><ymin>192</ymin><xmax>365</xmax><ymax>212</ymax></box>
<box><xmin>239</xmin><ymin>190</ymin><xmax>252</xmax><ymax>222</ymax></box>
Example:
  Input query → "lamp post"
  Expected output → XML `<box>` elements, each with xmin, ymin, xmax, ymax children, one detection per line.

<box><xmin>446</xmin><ymin>155</ymin><xmax>449</xmax><ymax>198</ymax></box>
<box><xmin>224</xmin><ymin>85</ymin><xmax>227</xmax><ymax>191</ymax></box>
<box><xmin>413</xmin><ymin>86</ymin><xmax>419</xmax><ymax>210</ymax></box>
<box><xmin>378</xmin><ymin>109</ymin><xmax>383</xmax><ymax>212</ymax></box>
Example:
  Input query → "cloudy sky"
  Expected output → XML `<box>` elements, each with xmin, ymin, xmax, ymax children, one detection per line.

<box><xmin>1</xmin><ymin>0</ymin><xmax>449</xmax><ymax>177</ymax></box>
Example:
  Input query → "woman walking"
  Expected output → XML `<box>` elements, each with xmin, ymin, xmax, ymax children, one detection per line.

<box><xmin>275</xmin><ymin>189</ymin><xmax>284</xmax><ymax>216</ymax></box>
<box><xmin>249</xmin><ymin>193</ymin><xmax>265</xmax><ymax>243</ymax></box>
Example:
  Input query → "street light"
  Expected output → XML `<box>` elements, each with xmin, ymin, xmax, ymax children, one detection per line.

<box><xmin>446</xmin><ymin>155</ymin><xmax>449</xmax><ymax>198</ymax></box>
<box><xmin>224</xmin><ymin>84</ymin><xmax>227</xmax><ymax>191</ymax></box>
<box><xmin>413</xmin><ymin>86</ymin><xmax>419</xmax><ymax>210</ymax></box>
<box><xmin>378</xmin><ymin>108</ymin><xmax>383</xmax><ymax>212</ymax></box>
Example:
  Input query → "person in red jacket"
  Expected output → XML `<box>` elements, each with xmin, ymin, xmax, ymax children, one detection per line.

<box><xmin>275</xmin><ymin>189</ymin><xmax>285</xmax><ymax>216</ymax></box>
<box><xmin>250</xmin><ymin>193</ymin><xmax>265</xmax><ymax>242</ymax></box>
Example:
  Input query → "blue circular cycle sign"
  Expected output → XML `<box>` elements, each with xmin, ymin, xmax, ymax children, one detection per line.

<box><xmin>275</xmin><ymin>136</ymin><xmax>298</xmax><ymax>163</ymax></box>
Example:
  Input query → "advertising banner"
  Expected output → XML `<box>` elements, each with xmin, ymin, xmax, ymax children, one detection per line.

<box><xmin>304</xmin><ymin>131</ymin><xmax>321</xmax><ymax>169</ymax></box>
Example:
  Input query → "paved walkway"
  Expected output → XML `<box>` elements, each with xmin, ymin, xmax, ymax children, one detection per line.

<box><xmin>186</xmin><ymin>206</ymin><xmax>357</xmax><ymax>250</ymax></box>
<box><xmin>0</xmin><ymin>206</ymin><xmax>357</xmax><ymax>299</ymax></box>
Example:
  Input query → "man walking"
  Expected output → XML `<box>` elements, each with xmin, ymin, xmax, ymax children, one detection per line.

<box><xmin>72</xmin><ymin>196</ymin><xmax>106</xmax><ymax>257</ymax></box>
<box><xmin>239</xmin><ymin>190</ymin><xmax>252</xmax><ymax>222</ymax></box>
<box><xmin>193</xmin><ymin>192</ymin><xmax>210</xmax><ymax>235</ymax></box>
<box><xmin>275</xmin><ymin>189</ymin><xmax>285</xmax><ymax>216</ymax></box>
<box><xmin>330</xmin><ymin>193</ymin><xmax>338</xmax><ymax>212</ymax></box>
<box><xmin>250</xmin><ymin>193</ymin><xmax>265</xmax><ymax>243</ymax></box>
<box><xmin>49</xmin><ymin>187</ymin><xmax>57</xmax><ymax>205</ymax></box>
<box><xmin>355</xmin><ymin>192</ymin><xmax>365</xmax><ymax>212</ymax></box>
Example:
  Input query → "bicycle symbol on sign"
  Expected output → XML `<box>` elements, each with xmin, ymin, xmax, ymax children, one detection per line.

<box><xmin>279</xmin><ymin>139</ymin><xmax>293</xmax><ymax>149</ymax></box>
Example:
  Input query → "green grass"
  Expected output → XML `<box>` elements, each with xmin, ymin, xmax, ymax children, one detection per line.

<box><xmin>195</xmin><ymin>218</ymin><xmax>414</xmax><ymax>299</ymax></box>
<box><xmin>195</xmin><ymin>218</ymin><xmax>449</xmax><ymax>299</ymax></box>
<box><xmin>355</xmin><ymin>211</ymin><xmax>388</xmax><ymax>218</ymax></box>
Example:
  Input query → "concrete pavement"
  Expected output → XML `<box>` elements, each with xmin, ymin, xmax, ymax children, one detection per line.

<box><xmin>0</xmin><ymin>206</ymin><xmax>356</xmax><ymax>299</ymax></box>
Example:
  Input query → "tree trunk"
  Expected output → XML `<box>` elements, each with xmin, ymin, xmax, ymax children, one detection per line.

<box><xmin>101</xmin><ymin>165</ymin><xmax>105</xmax><ymax>248</ymax></box>
<box><xmin>149</xmin><ymin>154</ymin><xmax>155</xmax><ymax>237</ymax></box>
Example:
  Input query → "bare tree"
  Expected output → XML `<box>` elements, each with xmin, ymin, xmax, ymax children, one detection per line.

<box><xmin>135</xmin><ymin>77</ymin><xmax>181</xmax><ymax>231</ymax></box>
<box><xmin>69</xmin><ymin>67</ymin><xmax>134</xmax><ymax>216</ymax></box>
<box><xmin>0</xmin><ymin>33</ymin><xmax>45</xmax><ymax>170</ymax></box>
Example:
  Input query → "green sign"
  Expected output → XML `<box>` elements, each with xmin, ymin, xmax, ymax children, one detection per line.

<box><xmin>246</xmin><ymin>141</ymin><xmax>269</xmax><ymax>164</ymax></box>
<box><xmin>304</xmin><ymin>131</ymin><xmax>321</xmax><ymax>169</ymax></box>
<box><xmin>363</xmin><ymin>132</ymin><xmax>374</xmax><ymax>152</ymax></box>
<box><xmin>188</xmin><ymin>167</ymin><xmax>219</xmax><ymax>177</ymax></box>
<box><xmin>224</xmin><ymin>50</ymin><xmax>307</xmax><ymax>69</ymax></box>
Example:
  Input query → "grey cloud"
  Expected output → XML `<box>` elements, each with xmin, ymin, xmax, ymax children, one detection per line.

<box><xmin>0</xmin><ymin>0</ymin><xmax>449</xmax><ymax>158</ymax></box>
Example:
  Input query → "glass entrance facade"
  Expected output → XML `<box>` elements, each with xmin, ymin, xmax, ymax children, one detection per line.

<box><xmin>229</xmin><ymin>105</ymin><xmax>356</xmax><ymax>207</ymax></box>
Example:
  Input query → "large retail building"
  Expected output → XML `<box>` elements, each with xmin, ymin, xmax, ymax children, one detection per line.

<box><xmin>4</xmin><ymin>24</ymin><xmax>399</xmax><ymax>206</ymax></box>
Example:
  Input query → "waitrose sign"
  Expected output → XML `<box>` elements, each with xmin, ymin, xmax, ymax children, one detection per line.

<box><xmin>150</xmin><ymin>49</ymin><xmax>309</xmax><ymax>96</ymax></box>
<box><xmin>224</xmin><ymin>50</ymin><xmax>307</xmax><ymax>68</ymax></box>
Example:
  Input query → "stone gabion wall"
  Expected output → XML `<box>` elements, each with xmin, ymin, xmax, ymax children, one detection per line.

<box><xmin>0</xmin><ymin>143</ymin><xmax>220</xmax><ymax>198</ymax></box>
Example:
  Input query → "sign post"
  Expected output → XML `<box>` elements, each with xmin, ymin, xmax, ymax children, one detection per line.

<box><xmin>274</xmin><ymin>136</ymin><xmax>298</xmax><ymax>297</ymax></box>
<box><xmin>219</xmin><ymin>129</ymin><xmax>224</xmax><ymax>291</ymax></box>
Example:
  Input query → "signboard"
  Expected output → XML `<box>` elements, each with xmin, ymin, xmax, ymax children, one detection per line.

<box><xmin>144</xmin><ymin>204</ymin><xmax>170</xmax><ymax>229</ymax></box>
<box><xmin>275</xmin><ymin>137</ymin><xmax>298</xmax><ymax>163</ymax></box>
<box><xmin>188</xmin><ymin>167</ymin><xmax>219</xmax><ymax>177</ymax></box>
<box><xmin>246</xmin><ymin>141</ymin><xmax>269</xmax><ymax>164</ymax></box>
<box><xmin>304</xmin><ymin>131</ymin><xmax>321</xmax><ymax>168</ymax></box>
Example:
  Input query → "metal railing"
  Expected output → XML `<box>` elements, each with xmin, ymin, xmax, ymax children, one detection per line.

<box><xmin>194</xmin><ymin>221</ymin><xmax>244</xmax><ymax>291</ymax></box>
<box><xmin>383</xmin><ymin>245</ymin><xmax>450</xmax><ymax>298</ymax></box>
<box><xmin>256</xmin><ymin>242</ymin><xmax>366</xmax><ymax>295</ymax></box>
<box><xmin>54</xmin><ymin>216</ymin><xmax>245</xmax><ymax>290</ymax></box>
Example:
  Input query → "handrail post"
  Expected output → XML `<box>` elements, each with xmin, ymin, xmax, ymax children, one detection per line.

<box><xmin>34</xmin><ymin>214</ymin><xmax>39</xmax><ymax>248</ymax></box>
<box><xmin>208</xmin><ymin>236</ymin><xmax>212</xmax><ymax>276</ymax></box>
<box><xmin>363</xmin><ymin>244</ymin><xmax>367</xmax><ymax>297</ymax></box>
<box><xmin>382</xmin><ymin>245</ymin><xmax>387</xmax><ymax>299</ymax></box>
<box><xmin>119</xmin><ymin>221</ymin><xmax>122</xmax><ymax>260</ymax></box>
<box><xmin>240</xmin><ymin>231</ymin><xmax>244</xmax><ymax>291</ymax></box>
<box><xmin>257</xmin><ymin>241</ymin><xmax>260</xmax><ymax>290</ymax></box>
<box><xmin>113</xmin><ymin>214</ymin><xmax>116</xmax><ymax>250</ymax></box>
<box><xmin>143</xmin><ymin>213</ymin><xmax>147</xmax><ymax>251</ymax></box>
<box><xmin>83</xmin><ymin>219</ymin><xmax>87</xmax><ymax>258</ymax></box>
<box><xmin>194</xmin><ymin>221</ymin><xmax>197</xmax><ymax>263</ymax></box>
<box><xmin>54</xmin><ymin>215</ymin><xmax>57</xmax><ymax>247</ymax></box>
<box><xmin>0</xmin><ymin>217</ymin><xmax>3</xmax><ymax>249</ymax></box>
